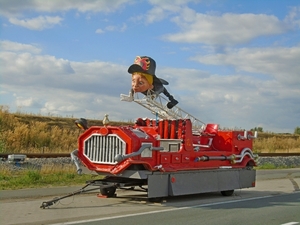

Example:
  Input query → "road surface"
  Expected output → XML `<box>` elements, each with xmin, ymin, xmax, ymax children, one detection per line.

<box><xmin>0</xmin><ymin>168</ymin><xmax>299</xmax><ymax>225</ymax></box>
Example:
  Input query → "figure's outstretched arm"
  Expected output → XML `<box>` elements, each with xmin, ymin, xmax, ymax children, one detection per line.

<box><xmin>163</xmin><ymin>88</ymin><xmax>178</xmax><ymax>109</ymax></box>
<box><xmin>120</xmin><ymin>89</ymin><xmax>134</xmax><ymax>102</ymax></box>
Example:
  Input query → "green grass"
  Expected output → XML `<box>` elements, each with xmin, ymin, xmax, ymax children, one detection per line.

<box><xmin>1</xmin><ymin>164</ymin><xmax>299</xmax><ymax>190</ymax></box>
<box><xmin>0</xmin><ymin>167</ymin><xmax>100</xmax><ymax>190</ymax></box>
<box><xmin>255</xmin><ymin>163</ymin><xmax>298</xmax><ymax>170</ymax></box>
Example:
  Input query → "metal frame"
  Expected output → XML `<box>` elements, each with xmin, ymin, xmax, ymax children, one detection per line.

<box><xmin>121</xmin><ymin>91</ymin><xmax>206</xmax><ymax>129</ymax></box>
<box><xmin>148</xmin><ymin>168</ymin><xmax>256</xmax><ymax>198</ymax></box>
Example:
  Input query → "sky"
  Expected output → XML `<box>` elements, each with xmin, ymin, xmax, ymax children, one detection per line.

<box><xmin>0</xmin><ymin>0</ymin><xmax>299</xmax><ymax>133</ymax></box>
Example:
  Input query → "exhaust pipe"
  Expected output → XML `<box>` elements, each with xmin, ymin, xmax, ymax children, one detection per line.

<box><xmin>70</xmin><ymin>149</ymin><xmax>82</xmax><ymax>175</ymax></box>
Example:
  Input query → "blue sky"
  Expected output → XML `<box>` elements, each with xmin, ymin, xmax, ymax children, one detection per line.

<box><xmin>0</xmin><ymin>0</ymin><xmax>299</xmax><ymax>133</ymax></box>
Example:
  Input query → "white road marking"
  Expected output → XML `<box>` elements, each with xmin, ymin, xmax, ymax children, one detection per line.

<box><xmin>50</xmin><ymin>193</ymin><xmax>299</xmax><ymax>225</ymax></box>
<box><xmin>50</xmin><ymin>195</ymin><xmax>272</xmax><ymax>225</ymax></box>
<box><xmin>281</xmin><ymin>222</ymin><xmax>299</xmax><ymax>225</ymax></box>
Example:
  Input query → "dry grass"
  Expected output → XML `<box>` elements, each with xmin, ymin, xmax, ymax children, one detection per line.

<box><xmin>0</xmin><ymin>106</ymin><xmax>132</xmax><ymax>154</ymax></box>
<box><xmin>253</xmin><ymin>134</ymin><xmax>300</xmax><ymax>153</ymax></box>
<box><xmin>0</xmin><ymin>106</ymin><xmax>81</xmax><ymax>153</ymax></box>
<box><xmin>0</xmin><ymin>105</ymin><xmax>299</xmax><ymax>154</ymax></box>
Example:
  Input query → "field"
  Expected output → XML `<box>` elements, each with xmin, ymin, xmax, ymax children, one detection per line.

<box><xmin>1</xmin><ymin>106</ymin><xmax>299</xmax><ymax>190</ymax></box>
<box><xmin>0</xmin><ymin>105</ymin><xmax>299</xmax><ymax>154</ymax></box>
<box><xmin>0</xmin><ymin>106</ymin><xmax>131</xmax><ymax>154</ymax></box>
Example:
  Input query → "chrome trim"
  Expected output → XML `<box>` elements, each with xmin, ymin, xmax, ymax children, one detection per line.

<box><xmin>84</xmin><ymin>134</ymin><xmax>126</xmax><ymax>165</ymax></box>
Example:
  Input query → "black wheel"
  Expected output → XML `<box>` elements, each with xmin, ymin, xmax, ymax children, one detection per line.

<box><xmin>148</xmin><ymin>197</ymin><xmax>163</xmax><ymax>203</ymax></box>
<box><xmin>100</xmin><ymin>186</ymin><xmax>116</xmax><ymax>197</ymax></box>
<box><xmin>221</xmin><ymin>190</ymin><xmax>234</xmax><ymax>196</ymax></box>
<box><xmin>246</xmin><ymin>161</ymin><xmax>255</xmax><ymax>170</ymax></box>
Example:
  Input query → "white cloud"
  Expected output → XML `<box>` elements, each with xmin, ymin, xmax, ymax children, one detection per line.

<box><xmin>0</xmin><ymin>42</ymin><xmax>135</xmax><ymax>120</ymax></box>
<box><xmin>191</xmin><ymin>46</ymin><xmax>300</xmax><ymax>86</ymax></box>
<box><xmin>96</xmin><ymin>23</ymin><xmax>127</xmax><ymax>34</ymax></box>
<box><xmin>171</xmin><ymin>72</ymin><xmax>299</xmax><ymax>132</ymax></box>
<box><xmin>105</xmin><ymin>25</ymin><xmax>117</xmax><ymax>32</ymax></box>
<box><xmin>15</xmin><ymin>96</ymin><xmax>37</xmax><ymax>107</ymax></box>
<box><xmin>144</xmin><ymin>6</ymin><xmax>168</xmax><ymax>23</ymax></box>
<box><xmin>9</xmin><ymin>16</ymin><xmax>63</xmax><ymax>30</ymax></box>
<box><xmin>120</xmin><ymin>23</ymin><xmax>127</xmax><ymax>32</ymax></box>
<box><xmin>1</xmin><ymin>0</ymin><xmax>299</xmax><ymax>134</ymax></box>
<box><xmin>0</xmin><ymin>40</ymin><xmax>42</xmax><ymax>54</ymax></box>
<box><xmin>0</xmin><ymin>0</ymin><xmax>133</xmax><ymax>17</ymax></box>
<box><xmin>42</xmin><ymin>99</ymin><xmax>82</xmax><ymax>115</ymax></box>
<box><xmin>0</xmin><ymin>51</ymin><xmax>75</xmax><ymax>86</ymax></box>
<box><xmin>130</xmin><ymin>0</ymin><xmax>190</xmax><ymax>24</ymax></box>
<box><xmin>163</xmin><ymin>11</ymin><xmax>287</xmax><ymax>45</ymax></box>
<box><xmin>95</xmin><ymin>28</ymin><xmax>104</xmax><ymax>34</ymax></box>
<box><xmin>1</xmin><ymin>43</ymin><xmax>299</xmax><ymax>132</ymax></box>
<box><xmin>284</xmin><ymin>6</ymin><xmax>300</xmax><ymax>28</ymax></box>
<box><xmin>129</xmin><ymin>59</ymin><xmax>296</xmax><ymax>132</ymax></box>
<box><xmin>0</xmin><ymin>54</ymin><xmax>131</xmax><ymax>101</ymax></box>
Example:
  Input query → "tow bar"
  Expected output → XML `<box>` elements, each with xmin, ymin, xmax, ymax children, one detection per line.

<box><xmin>40</xmin><ymin>180</ymin><xmax>115</xmax><ymax>209</ymax></box>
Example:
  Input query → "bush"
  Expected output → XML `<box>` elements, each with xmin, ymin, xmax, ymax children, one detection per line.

<box><xmin>294</xmin><ymin>127</ymin><xmax>300</xmax><ymax>135</ymax></box>
<box><xmin>26</xmin><ymin>170</ymin><xmax>42</xmax><ymax>182</ymax></box>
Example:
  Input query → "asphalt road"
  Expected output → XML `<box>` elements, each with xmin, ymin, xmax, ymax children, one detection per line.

<box><xmin>1</xmin><ymin>168</ymin><xmax>300</xmax><ymax>225</ymax></box>
<box><xmin>58</xmin><ymin>192</ymin><xmax>300</xmax><ymax>225</ymax></box>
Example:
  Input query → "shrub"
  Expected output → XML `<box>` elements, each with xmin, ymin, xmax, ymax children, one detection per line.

<box><xmin>294</xmin><ymin>126</ymin><xmax>300</xmax><ymax>135</ymax></box>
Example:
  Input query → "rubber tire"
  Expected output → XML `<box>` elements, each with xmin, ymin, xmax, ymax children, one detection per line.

<box><xmin>221</xmin><ymin>190</ymin><xmax>234</xmax><ymax>196</ymax></box>
<box><xmin>148</xmin><ymin>197</ymin><xmax>163</xmax><ymax>203</ymax></box>
<box><xmin>100</xmin><ymin>186</ymin><xmax>116</xmax><ymax>197</ymax></box>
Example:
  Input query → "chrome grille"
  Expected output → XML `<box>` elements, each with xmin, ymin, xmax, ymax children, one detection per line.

<box><xmin>84</xmin><ymin>134</ymin><xmax>126</xmax><ymax>164</ymax></box>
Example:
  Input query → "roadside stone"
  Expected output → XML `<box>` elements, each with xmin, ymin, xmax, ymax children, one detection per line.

<box><xmin>0</xmin><ymin>156</ymin><xmax>300</xmax><ymax>172</ymax></box>
<box><xmin>257</xmin><ymin>156</ymin><xmax>300</xmax><ymax>168</ymax></box>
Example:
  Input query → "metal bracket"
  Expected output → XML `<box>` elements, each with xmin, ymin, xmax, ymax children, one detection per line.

<box><xmin>121</xmin><ymin>91</ymin><xmax>205</xmax><ymax>129</ymax></box>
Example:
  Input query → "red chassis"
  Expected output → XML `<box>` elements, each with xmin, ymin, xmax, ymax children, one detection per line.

<box><xmin>76</xmin><ymin>118</ymin><xmax>257</xmax><ymax>175</ymax></box>
<box><xmin>70</xmin><ymin>118</ymin><xmax>257</xmax><ymax>199</ymax></box>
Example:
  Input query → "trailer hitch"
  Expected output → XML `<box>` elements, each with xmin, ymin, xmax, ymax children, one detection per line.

<box><xmin>40</xmin><ymin>180</ymin><xmax>115</xmax><ymax>209</ymax></box>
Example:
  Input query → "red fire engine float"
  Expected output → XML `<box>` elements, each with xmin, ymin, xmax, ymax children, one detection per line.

<box><xmin>40</xmin><ymin>92</ymin><xmax>258</xmax><ymax>208</ymax></box>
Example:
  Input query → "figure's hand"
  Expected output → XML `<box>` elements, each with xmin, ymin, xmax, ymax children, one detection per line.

<box><xmin>120</xmin><ymin>94</ymin><xmax>133</xmax><ymax>102</ymax></box>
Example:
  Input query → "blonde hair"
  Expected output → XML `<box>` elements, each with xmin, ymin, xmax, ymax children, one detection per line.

<box><xmin>132</xmin><ymin>72</ymin><xmax>153</xmax><ymax>84</ymax></box>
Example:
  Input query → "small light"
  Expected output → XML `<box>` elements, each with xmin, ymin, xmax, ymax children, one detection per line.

<box><xmin>75</xmin><ymin>118</ymin><xmax>88</xmax><ymax>130</ymax></box>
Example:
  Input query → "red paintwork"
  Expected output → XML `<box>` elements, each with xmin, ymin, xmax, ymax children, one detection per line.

<box><xmin>77</xmin><ymin>118</ymin><xmax>256</xmax><ymax>175</ymax></box>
